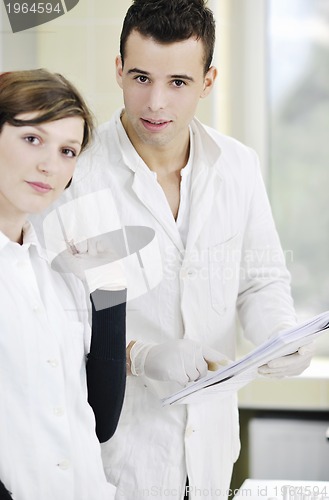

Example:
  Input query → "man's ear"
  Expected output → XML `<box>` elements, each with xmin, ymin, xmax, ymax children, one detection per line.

<box><xmin>201</xmin><ymin>66</ymin><xmax>217</xmax><ymax>98</ymax></box>
<box><xmin>115</xmin><ymin>55</ymin><xmax>124</xmax><ymax>89</ymax></box>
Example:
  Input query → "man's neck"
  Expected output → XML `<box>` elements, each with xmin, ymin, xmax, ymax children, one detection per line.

<box><xmin>121</xmin><ymin>112</ymin><xmax>190</xmax><ymax>176</ymax></box>
<box><xmin>120</xmin><ymin>113</ymin><xmax>192</xmax><ymax>218</ymax></box>
<box><xmin>140</xmin><ymin>142</ymin><xmax>190</xmax><ymax>176</ymax></box>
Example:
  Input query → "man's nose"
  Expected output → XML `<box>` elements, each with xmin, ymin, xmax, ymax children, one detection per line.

<box><xmin>147</xmin><ymin>84</ymin><xmax>167</xmax><ymax>112</ymax></box>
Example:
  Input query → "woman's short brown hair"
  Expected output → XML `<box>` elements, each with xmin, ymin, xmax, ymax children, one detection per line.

<box><xmin>0</xmin><ymin>68</ymin><xmax>94</xmax><ymax>153</ymax></box>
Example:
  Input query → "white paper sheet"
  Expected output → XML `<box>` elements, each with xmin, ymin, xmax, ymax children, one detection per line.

<box><xmin>162</xmin><ymin>310</ymin><xmax>329</xmax><ymax>405</ymax></box>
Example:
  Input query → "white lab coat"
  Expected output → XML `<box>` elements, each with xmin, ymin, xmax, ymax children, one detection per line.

<box><xmin>0</xmin><ymin>223</ymin><xmax>115</xmax><ymax>500</ymax></box>
<box><xmin>52</xmin><ymin>109</ymin><xmax>296</xmax><ymax>500</ymax></box>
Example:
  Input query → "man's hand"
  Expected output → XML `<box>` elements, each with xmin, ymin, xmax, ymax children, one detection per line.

<box><xmin>129</xmin><ymin>339</ymin><xmax>230</xmax><ymax>386</ymax></box>
<box><xmin>258</xmin><ymin>342</ymin><xmax>315</xmax><ymax>378</ymax></box>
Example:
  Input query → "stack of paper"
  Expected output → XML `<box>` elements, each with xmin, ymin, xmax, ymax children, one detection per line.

<box><xmin>162</xmin><ymin>311</ymin><xmax>329</xmax><ymax>406</ymax></box>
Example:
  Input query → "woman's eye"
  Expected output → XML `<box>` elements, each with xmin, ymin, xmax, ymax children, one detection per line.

<box><xmin>25</xmin><ymin>135</ymin><xmax>40</xmax><ymax>145</ymax></box>
<box><xmin>62</xmin><ymin>148</ymin><xmax>76</xmax><ymax>158</ymax></box>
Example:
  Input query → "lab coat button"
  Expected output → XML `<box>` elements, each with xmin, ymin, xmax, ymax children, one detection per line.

<box><xmin>181</xmin><ymin>268</ymin><xmax>196</xmax><ymax>279</ymax></box>
<box><xmin>53</xmin><ymin>407</ymin><xmax>64</xmax><ymax>417</ymax></box>
<box><xmin>47</xmin><ymin>359</ymin><xmax>59</xmax><ymax>368</ymax></box>
<box><xmin>185</xmin><ymin>426</ymin><xmax>195</xmax><ymax>438</ymax></box>
<box><xmin>57</xmin><ymin>459</ymin><xmax>70</xmax><ymax>470</ymax></box>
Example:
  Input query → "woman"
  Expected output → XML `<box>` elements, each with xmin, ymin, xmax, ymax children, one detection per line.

<box><xmin>0</xmin><ymin>69</ymin><xmax>126</xmax><ymax>500</ymax></box>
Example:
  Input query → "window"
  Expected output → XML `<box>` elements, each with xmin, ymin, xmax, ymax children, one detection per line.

<box><xmin>267</xmin><ymin>0</ymin><xmax>329</xmax><ymax>341</ymax></box>
<box><xmin>215</xmin><ymin>0</ymin><xmax>329</xmax><ymax>355</ymax></box>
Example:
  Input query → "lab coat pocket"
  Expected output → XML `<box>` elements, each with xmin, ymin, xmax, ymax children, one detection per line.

<box><xmin>208</xmin><ymin>233</ymin><xmax>241</xmax><ymax>315</ymax></box>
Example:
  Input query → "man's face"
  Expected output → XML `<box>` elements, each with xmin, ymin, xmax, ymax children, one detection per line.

<box><xmin>116</xmin><ymin>30</ymin><xmax>216</xmax><ymax>152</ymax></box>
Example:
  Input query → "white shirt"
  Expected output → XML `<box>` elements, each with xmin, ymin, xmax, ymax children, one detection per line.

<box><xmin>116</xmin><ymin>118</ymin><xmax>194</xmax><ymax>248</ymax></box>
<box><xmin>176</xmin><ymin>129</ymin><xmax>193</xmax><ymax>247</ymax></box>
<box><xmin>0</xmin><ymin>223</ymin><xmax>114</xmax><ymax>500</ymax></box>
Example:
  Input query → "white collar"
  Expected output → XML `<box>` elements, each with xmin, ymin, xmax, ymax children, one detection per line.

<box><xmin>0</xmin><ymin>220</ymin><xmax>47</xmax><ymax>260</ymax></box>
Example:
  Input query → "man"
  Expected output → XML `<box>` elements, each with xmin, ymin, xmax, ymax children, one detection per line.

<box><xmin>60</xmin><ymin>1</ymin><xmax>313</xmax><ymax>498</ymax></box>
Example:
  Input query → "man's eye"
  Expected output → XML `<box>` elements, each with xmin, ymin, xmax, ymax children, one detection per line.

<box><xmin>136</xmin><ymin>75</ymin><xmax>149</xmax><ymax>83</ymax></box>
<box><xmin>172</xmin><ymin>80</ymin><xmax>185</xmax><ymax>88</ymax></box>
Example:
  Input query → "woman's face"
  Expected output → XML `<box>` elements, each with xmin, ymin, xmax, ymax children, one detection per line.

<box><xmin>0</xmin><ymin>113</ymin><xmax>84</xmax><ymax>220</ymax></box>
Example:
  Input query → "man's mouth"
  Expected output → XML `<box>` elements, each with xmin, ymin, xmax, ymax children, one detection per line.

<box><xmin>144</xmin><ymin>119</ymin><xmax>168</xmax><ymax>125</ymax></box>
<box><xmin>141</xmin><ymin>118</ymin><xmax>171</xmax><ymax>131</ymax></box>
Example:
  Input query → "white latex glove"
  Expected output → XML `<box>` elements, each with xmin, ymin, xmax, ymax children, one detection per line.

<box><xmin>258</xmin><ymin>342</ymin><xmax>315</xmax><ymax>378</ymax></box>
<box><xmin>129</xmin><ymin>339</ymin><xmax>230</xmax><ymax>386</ymax></box>
<box><xmin>57</xmin><ymin>234</ymin><xmax>127</xmax><ymax>293</ymax></box>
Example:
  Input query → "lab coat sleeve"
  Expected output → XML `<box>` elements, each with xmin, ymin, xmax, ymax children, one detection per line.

<box><xmin>236</xmin><ymin>149</ymin><xmax>297</xmax><ymax>345</ymax></box>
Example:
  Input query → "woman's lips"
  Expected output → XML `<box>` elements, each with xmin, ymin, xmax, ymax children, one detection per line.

<box><xmin>26</xmin><ymin>181</ymin><xmax>53</xmax><ymax>193</ymax></box>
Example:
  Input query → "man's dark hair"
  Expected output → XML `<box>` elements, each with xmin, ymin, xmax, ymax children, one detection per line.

<box><xmin>120</xmin><ymin>0</ymin><xmax>216</xmax><ymax>74</ymax></box>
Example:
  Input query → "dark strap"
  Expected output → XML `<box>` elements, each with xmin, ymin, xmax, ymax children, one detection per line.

<box><xmin>87</xmin><ymin>289</ymin><xmax>127</xmax><ymax>443</ymax></box>
<box><xmin>0</xmin><ymin>480</ymin><xmax>12</xmax><ymax>500</ymax></box>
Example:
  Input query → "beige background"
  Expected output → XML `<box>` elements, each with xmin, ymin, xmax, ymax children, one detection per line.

<box><xmin>0</xmin><ymin>0</ymin><xmax>220</xmax><ymax>127</ymax></box>
<box><xmin>0</xmin><ymin>0</ymin><xmax>267</xmax><ymax>165</ymax></box>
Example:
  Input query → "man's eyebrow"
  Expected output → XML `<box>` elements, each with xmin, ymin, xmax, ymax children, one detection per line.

<box><xmin>127</xmin><ymin>68</ymin><xmax>150</xmax><ymax>76</ymax></box>
<box><xmin>170</xmin><ymin>74</ymin><xmax>195</xmax><ymax>83</ymax></box>
<box><xmin>126</xmin><ymin>68</ymin><xmax>195</xmax><ymax>83</ymax></box>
